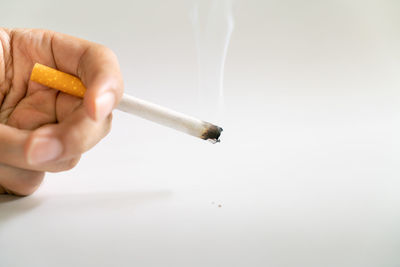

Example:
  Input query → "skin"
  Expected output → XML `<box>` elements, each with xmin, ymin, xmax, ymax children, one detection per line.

<box><xmin>0</xmin><ymin>28</ymin><xmax>124</xmax><ymax>196</ymax></box>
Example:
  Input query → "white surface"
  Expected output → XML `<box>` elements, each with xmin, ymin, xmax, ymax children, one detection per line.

<box><xmin>1</xmin><ymin>1</ymin><xmax>400</xmax><ymax>266</ymax></box>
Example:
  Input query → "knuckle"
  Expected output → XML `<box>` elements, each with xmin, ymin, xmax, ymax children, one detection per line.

<box><xmin>101</xmin><ymin>44</ymin><xmax>117</xmax><ymax>58</ymax></box>
<box><xmin>47</xmin><ymin>156</ymin><xmax>81</xmax><ymax>173</ymax></box>
<box><xmin>10</xmin><ymin>171</ymin><xmax>45</xmax><ymax>196</ymax></box>
<box><xmin>64</xmin><ymin>127</ymin><xmax>88</xmax><ymax>154</ymax></box>
<box><xmin>66</xmin><ymin>157</ymin><xmax>81</xmax><ymax>170</ymax></box>
<box><xmin>96</xmin><ymin>44</ymin><xmax>117</xmax><ymax>60</ymax></box>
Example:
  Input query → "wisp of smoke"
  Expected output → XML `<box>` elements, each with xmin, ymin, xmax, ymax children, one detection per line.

<box><xmin>190</xmin><ymin>0</ymin><xmax>234</xmax><ymax>120</ymax></box>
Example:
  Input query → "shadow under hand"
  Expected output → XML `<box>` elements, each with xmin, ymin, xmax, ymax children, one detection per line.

<box><xmin>0</xmin><ymin>194</ymin><xmax>44</xmax><ymax>225</ymax></box>
<box><xmin>0</xmin><ymin>191</ymin><xmax>173</xmax><ymax>227</ymax></box>
<box><xmin>43</xmin><ymin>191</ymin><xmax>173</xmax><ymax>213</ymax></box>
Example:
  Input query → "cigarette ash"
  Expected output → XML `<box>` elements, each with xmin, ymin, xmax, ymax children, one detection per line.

<box><xmin>211</xmin><ymin>202</ymin><xmax>222</xmax><ymax>208</ymax></box>
<box><xmin>201</xmin><ymin>123</ymin><xmax>223</xmax><ymax>143</ymax></box>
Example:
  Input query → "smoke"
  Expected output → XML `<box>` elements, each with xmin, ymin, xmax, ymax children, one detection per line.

<box><xmin>190</xmin><ymin>0</ymin><xmax>234</xmax><ymax>120</ymax></box>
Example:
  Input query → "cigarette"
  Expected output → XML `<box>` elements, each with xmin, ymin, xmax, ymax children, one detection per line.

<box><xmin>30</xmin><ymin>63</ymin><xmax>223</xmax><ymax>143</ymax></box>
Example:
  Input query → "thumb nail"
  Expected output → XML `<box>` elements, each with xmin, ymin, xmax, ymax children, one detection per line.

<box><xmin>27</xmin><ymin>137</ymin><xmax>63</xmax><ymax>165</ymax></box>
<box><xmin>95</xmin><ymin>92</ymin><xmax>115</xmax><ymax>121</ymax></box>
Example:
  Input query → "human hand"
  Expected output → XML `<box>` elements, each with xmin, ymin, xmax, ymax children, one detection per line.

<box><xmin>0</xmin><ymin>28</ymin><xmax>123</xmax><ymax>195</ymax></box>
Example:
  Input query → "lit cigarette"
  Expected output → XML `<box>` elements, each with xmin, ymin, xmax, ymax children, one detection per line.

<box><xmin>30</xmin><ymin>63</ymin><xmax>223</xmax><ymax>143</ymax></box>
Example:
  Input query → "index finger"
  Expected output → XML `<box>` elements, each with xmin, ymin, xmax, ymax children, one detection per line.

<box><xmin>50</xmin><ymin>31</ymin><xmax>124</xmax><ymax>121</ymax></box>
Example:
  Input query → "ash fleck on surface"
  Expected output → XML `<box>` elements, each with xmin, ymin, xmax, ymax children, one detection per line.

<box><xmin>211</xmin><ymin>202</ymin><xmax>222</xmax><ymax>208</ymax></box>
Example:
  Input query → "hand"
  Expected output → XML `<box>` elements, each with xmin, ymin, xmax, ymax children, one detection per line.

<box><xmin>0</xmin><ymin>28</ymin><xmax>123</xmax><ymax>195</ymax></box>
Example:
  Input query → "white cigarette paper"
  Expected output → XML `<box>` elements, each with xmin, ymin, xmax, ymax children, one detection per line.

<box><xmin>117</xmin><ymin>94</ymin><xmax>222</xmax><ymax>143</ymax></box>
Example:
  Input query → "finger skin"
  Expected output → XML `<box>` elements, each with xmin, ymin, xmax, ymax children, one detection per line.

<box><xmin>25</xmin><ymin>110</ymin><xmax>112</xmax><ymax>170</ymax></box>
<box><xmin>0</xmin><ymin>109</ymin><xmax>106</xmax><ymax>173</ymax></box>
<box><xmin>51</xmin><ymin>31</ymin><xmax>124</xmax><ymax>120</ymax></box>
<box><xmin>27</xmin><ymin>31</ymin><xmax>121</xmax><ymax>168</ymax></box>
<box><xmin>11</xmin><ymin>28</ymin><xmax>123</xmax><ymax>126</ymax></box>
<box><xmin>12</xmin><ymin>29</ymin><xmax>124</xmax><ymax>121</ymax></box>
<box><xmin>0</xmin><ymin>163</ymin><xmax>44</xmax><ymax>196</ymax></box>
<box><xmin>0</xmin><ymin>29</ymin><xmax>123</xmax><ymax>194</ymax></box>
<box><xmin>0</xmin><ymin>123</ymin><xmax>30</xmax><ymax>168</ymax></box>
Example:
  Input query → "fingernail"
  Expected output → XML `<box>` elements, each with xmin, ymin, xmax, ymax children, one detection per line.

<box><xmin>28</xmin><ymin>137</ymin><xmax>63</xmax><ymax>165</ymax></box>
<box><xmin>95</xmin><ymin>92</ymin><xmax>115</xmax><ymax>121</ymax></box>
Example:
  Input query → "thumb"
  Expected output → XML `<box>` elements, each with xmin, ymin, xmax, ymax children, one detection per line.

<box><xmin>0</xmin><ymin>124</ymin><xmax>32</xmax><ymax>169</ymax></box>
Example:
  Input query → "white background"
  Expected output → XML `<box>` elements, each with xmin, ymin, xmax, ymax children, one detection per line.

<box><xmin>1</xmin><ymin>0</ymin><xmax>400</xmax><ymax>266</ymax></box>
